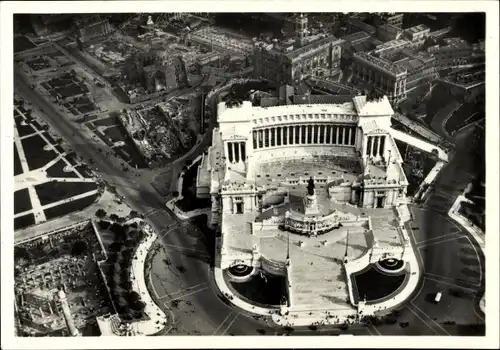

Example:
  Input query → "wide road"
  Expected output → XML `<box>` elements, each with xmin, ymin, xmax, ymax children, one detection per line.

<box><xmin>369</xmin><ymin>122</ymin><xmax>485</xmax><ymax>336</ymax></box>
<box><xmin>14</xmin><ymin>68</ymin><xmax>283</xmax><ymax>336</ymax></box>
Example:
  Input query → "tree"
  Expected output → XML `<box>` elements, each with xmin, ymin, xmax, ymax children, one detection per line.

<box><xmin>129</xmin><ymin>210</ymin><xmax>139</xmax><ymax>218</ymax></box>
<box><xmin>109</xmin><ymin>242</ymin><xmax>122</xmax><ymax>252</ymax></box>
<box><xmin>95</xmin><ymin>208</ymin><xmax>107</xmax><ymax>219</ymax></box>
<box><xmin>173</xmin><ymin>191</ymin><xmax>179</xmax><ymax>198</ymax></box>
<box><xmin>71</xmin><ymin>240</ymin><xmax>88</xmax><ymax>256</ymax></box>
<box><xmin>109</xmin><ymin>214</ymin><xmax>119</xmax><ymax>222</ymax></box>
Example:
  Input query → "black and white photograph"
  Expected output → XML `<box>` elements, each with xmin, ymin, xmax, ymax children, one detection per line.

<box><xmin>1</xmin><ymin>1</ymin><xmax>498</xmax><ymax>349</ymax></box>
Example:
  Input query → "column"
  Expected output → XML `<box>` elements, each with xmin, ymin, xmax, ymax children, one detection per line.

<box><xmin>348</xmin><ymin>127</ymin><xmax>353</xmax><ymax>145</ymax></box>
<box><xmin>323</xmin><ymin>125</ymin><xmax>327</xmax><ymax>144</ymax></box>
<box><xmin>363</xmin><ymin>136</ymin><xmax>368</xmax><ymax>156</ymax></box>
<box><xmin>233</xmin><ymin>142</ymin><xmax>239</xmax><ymax>162</ymax></box>
<box><xmin>330</xmin><ymin>126</ymin><xmax>334</xmax><ymax>144</ymax></box>
<box><xmin>380</xmin><ymin>136</ymin><xmax>385</xmax><ymax>158</ymax></box>
<box><xmin>281</xmin><ymin>126</ymin><xmax>284</xmax><ymax>146</ymax></box>
<box><xmin>258</xmin><ymin>130</ymin><xmax>262</xmax><ymax>149</ymax></box>
<box><xmin>342</xmin><ymin>126</ymin><xmax>347</xmax><ymax>145</ymax></box>
<box><xmin>314</xmin><ymin>125</ymin><xmax>319</xmax><ymax>144</ymax></box>
<box><xmin>265</xmin><ymin>128</ymin><xmax>269</xmax><ymax>147</ymax></box>
<box><xmin>253</xmin><ymin>131</ymin><xmax>257</xmax><ymax>149</ymax></box>
<box><xmin>299</xmin><ymin>125</ymin><xmax>302</xmax><ymax>144</ymax></box>
<box><xmin>226</xmin><ymin>142</ymin><xmax>232</xmax><ymax>162</ymax></box>
<box><xmin>241</xmin><ymin>142</ymin><xmax>246</xmax><ymax>161</ymax></box>
<box><xmin>336</xmin><ymin>126</ymin><xmax>340</xmax><ymax>145</ymax></box>
<box><xmin>274</xmin><ymin>127</ymin><xmax>277</xmax><ymax>146</ymax></box>
<box><xmin>377</xmin><ymin>136</ymin><xmax>382</xmax><ymax>158</ymax></box>
<box><xmin>370</xmin><ymin>136</ymin><xmax>376</xmax><ymax>157</ymax></box>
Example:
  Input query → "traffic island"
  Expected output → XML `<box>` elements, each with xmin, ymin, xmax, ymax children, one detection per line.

<box><xmin>448</xmin><ymin>191</ymin><xmax>485</xmax><ymax>316</ymax></box>
<box><xmin>94</xmin><ymin>219</ymin><xmax>168</xmax><ymax>335</ymax></box>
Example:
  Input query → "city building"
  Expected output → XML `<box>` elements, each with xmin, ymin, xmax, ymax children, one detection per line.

<box><xmin>427</xmin><ymin>37</ymin><xmax>484</xmax><ymax>70</ymax></box>
<box><xmin>352</xmin><ymin>46</ymin><xmax>437</xmax><ymax>102</ymax></box>
<box><xmin>124</xmin><ymin>51</ymin><xmax>181</xmax><ymax>94</ymax></box>
<box><xmin>76</xmin><ymin>17</ymin><xmax>112</xmax><ymax>43</ymax></box>
<box><xmin>376</xmin><ymin>22</ymin><xmax>403</xmax><ymax>42</ymax></box>
<box><xmin>373</xmin><ymin>39</ymin><xmax>411</xmax><ymax>58</ymax></box>
<box><xmin>352</xmin><ymin>52</ymin><xmax>407</xmax><ymax>103</ymax></box>
<box><xmin>340</xmin><ymin>31</ymin><xmax>372</xmax><ymax>60</ymax></box>
<box><xmin>393</xmin><ymin>49</ymin><xmax>437</xmax><ymax>91</ymax></box>
<box><xmin>379</xmin><ymin>13</ymin><xmax>404</xmax><ymax>29</ymax></box>
<box><xmin>403</xmin><ymin>25</ymin><xmax>431</xmax><ymax>49</ymax></box>
<box><xmin>253</xmin><ymin>14</ymin><xmax>344</xmax><ymax>84</ymax></box>
<box><xmin>346</xmin><ymin>18</ymin><xmax>376</xmax><ymax>36</ymax></box>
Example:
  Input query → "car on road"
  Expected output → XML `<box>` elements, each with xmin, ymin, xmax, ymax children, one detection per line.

<box><xmin>435</xmin><ymin>291</ymin><xmax>442</xmax><ymax>303</ymax></box>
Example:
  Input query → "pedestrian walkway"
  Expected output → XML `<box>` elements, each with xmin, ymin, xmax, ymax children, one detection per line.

<box><xmin>448</xmin><ymin>193</ymin><xmax>485</xmax><ymax>314</ymax></box>
<box><xmin>128</xmin><ymin>220</ymin><xmax>168</xmax><ymax>335</ymax></box>
<box><xmin>389</xmin><ymin>127</ymin><xmax>449</xmax><ymax>162</ymax></box>
<box><xmin>393</xmin><ymin>112</ymin><xmax>442</xmax><ymax>144</ymax></box>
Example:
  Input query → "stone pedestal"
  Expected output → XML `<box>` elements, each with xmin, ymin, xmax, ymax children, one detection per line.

<box><xmin>304</xmin><ymin>194</ymin><xmax>320</xmax><ymax>216</ymax></box>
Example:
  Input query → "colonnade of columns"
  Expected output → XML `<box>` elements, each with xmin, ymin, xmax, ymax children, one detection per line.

<box><xmin>364</xmin><ymin>135</ymin><xmax>386</xmax><ymax>158</ymax></box>
<box><xmin>252</xmin><ymin>124</ymin><xmax>357</xmax><ymax>149</ymax></box>
<box><xmin>226</xmin><ymin>141</ymin><xmax>247</xmax><ymax>163</ymax></box>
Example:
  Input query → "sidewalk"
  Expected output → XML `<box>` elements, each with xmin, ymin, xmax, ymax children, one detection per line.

<box><xmin>448</xmin><ymin>194</ymin><xmax>485</xmax><ymax>314</ymax></box>
<box><xmin>128</xmin><ymin>219</ymin><xmax>168</xmax><ymax>335</ymax></box>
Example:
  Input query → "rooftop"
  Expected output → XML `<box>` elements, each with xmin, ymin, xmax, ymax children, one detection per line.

<box><xmin>348</xmin><ymin>18</ymin><xmax>376</xmax><ymax>34</ymax></box>
<box><xmin>353</xmin><ymin>95</ymin><xmax>395</xmax><ymax>116</ymax></box>
<box><xmin>292</xmin><ymin>94</ymin><xmax>357</xmax><ymax>105</ymax></box>
<box><xmin>374</xmin><ymin>39</ymin><xmax>409</xmax><ymax>54</ymax></box>
<box><xmin>353</xmin><ymin>52</ymin><xmax>407</xmax><ymax>76</ymax></box>
<box><xmin>351</xmin><ymin>40</ymin><xmax>378</xmax><ymax>54</ymax></box>
<box><xmin>285</xmin><ymin>35</ymin><xmax>343</xmax><ymax>61</ymax></box>
<box><xmin>341</xmin><ymin>31</ymin><xmax>371</xmax><ymax>44</ymax></box>
<box><xmin>405</xmin><ymin>24</ymin><xmax>430</xmax><ymax>34</ymax></box>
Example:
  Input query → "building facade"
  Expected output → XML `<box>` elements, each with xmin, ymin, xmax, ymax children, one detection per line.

<box><xmin>197</xmin><ymin>95</ymin><xmax>408</xmax><ymax>228</ymax></box>
<box><xmin>253</xmin><ymin>14</ymin><xmax>344</xmax><ymax>84</ymax></box>
<box><xmin>427</xmin><ymin>38</ymin><xmax>481</xmax><ymax>70</ymax></box>
<box><xmin>380</xmin><ymin>13</ymin><xmax>404</xmax><ymax>28</ymax></box>
<box><xmin>196</xmin><ymin>95</ymin><xmax>409</xmax><ymax>278</ymax></box>
<box><xmin>403</xmin><ymin>25</ymin><xmax>431</xmax><ymax>50</ymax></box>
<box><xmin>352</xmin><ymin>52</ymin><xmax>408</xmax><ymax>103</ymax></box>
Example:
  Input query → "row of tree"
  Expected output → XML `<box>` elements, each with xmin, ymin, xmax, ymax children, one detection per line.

<box><xmin>101</xmin><ymin>220</ymin><xmax>147</xmax><ymax>320</ymax></box>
